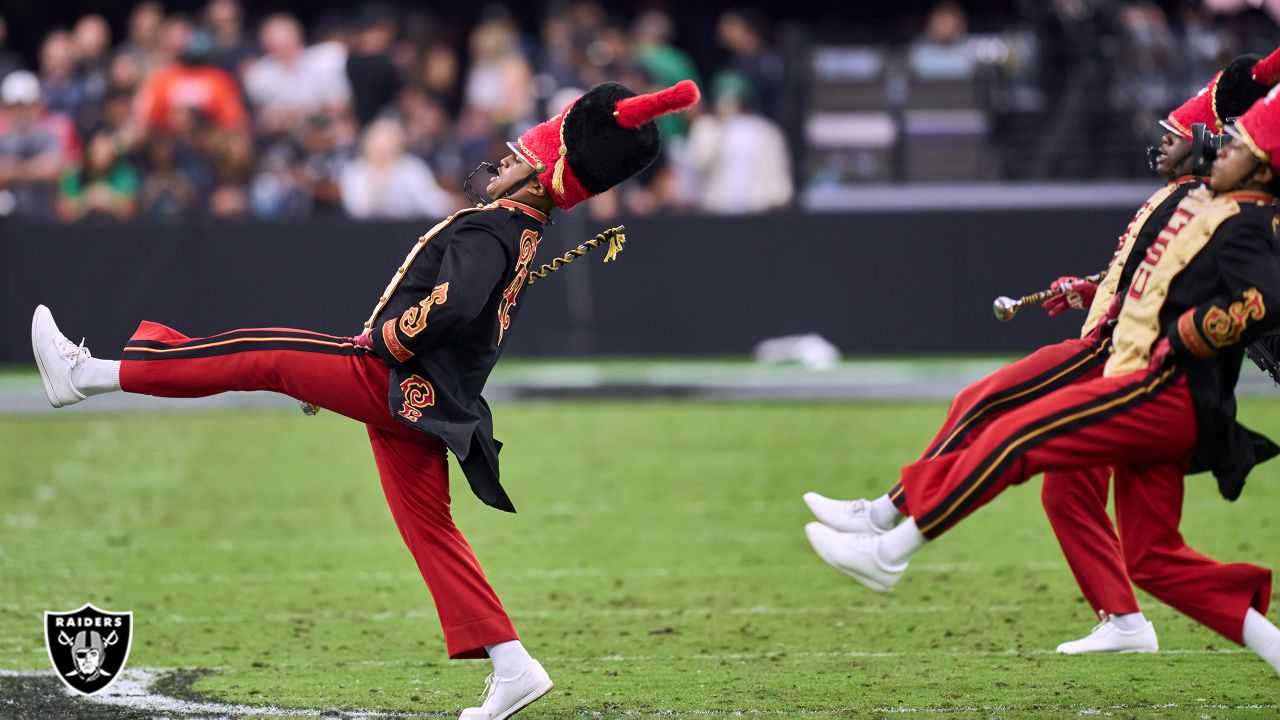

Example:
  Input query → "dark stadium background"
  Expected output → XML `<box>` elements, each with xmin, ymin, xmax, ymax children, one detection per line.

<box><xmin>2</xmin><ymin>0</ymin><xmax>1279</xmax><ymax>360</ymax></box>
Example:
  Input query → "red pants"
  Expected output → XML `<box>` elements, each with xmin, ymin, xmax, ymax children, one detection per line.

<box><xmin>1040</xmin><ymin>467</ymin><xmax>1139</xmax><ymax>616</ymax></box>
<box><xmin>900</xmin><ymin>366</ymin><xmax>1272</xmax><ymax>643</ymax></box>
<box><xmin>119</xmin><ymin>322</ymin><xmax>517</xmax><ymax>659</ymax></box>
<box><xmin>881</xmin><ymin>338</ymin><xmax>1143</xmax><ymax>616</ymax></box>
<box><xmin>888</xmin><ymin>337</ymin><xmax>1110</xmax><ymax>514</ymax></box>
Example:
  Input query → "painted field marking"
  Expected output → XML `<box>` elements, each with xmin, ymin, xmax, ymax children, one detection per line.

<box><xmin>7</xmin><ymin>560</ymin><xmax>1075</xmax><ymax>587</ymax></box>
<box><xmin>2</xmin><ymin>668</ymin><xmax>1275</xmax><ymax>718</ymax></box>
<box><xmin>0</xmin><ymin>668</ymin><xmax>426</xmax><ymax>718</ymax></box>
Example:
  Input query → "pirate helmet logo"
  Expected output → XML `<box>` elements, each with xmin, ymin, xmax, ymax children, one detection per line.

<box><xmin>44</xmin><ymin>603</ymin><xmax>133</xmax><ymax>695</ymax></box>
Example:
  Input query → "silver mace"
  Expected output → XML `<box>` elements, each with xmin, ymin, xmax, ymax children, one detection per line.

<box><xmin>993</xmin><ymin>271</ymin><xmax>1106</xmax><ymax>322</ymax></box>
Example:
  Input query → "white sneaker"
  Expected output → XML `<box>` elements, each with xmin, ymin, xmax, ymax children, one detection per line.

<box><xmin>1056</xmin><ymin>618</ymin><xmax>1159</xmax><ymax>655</ymax></box>
<box><xmin>459</xmin><ymin>660</ymin><xmax>553</xmax><ymax>720</ymax></box>
<box><xmin>31</xmin><ymin>305</ymin><xmax>89</xmax><ymax>408</ymax></box>
<box><xmin>804</xmin><ymin>522</ymin><xmax>904</xmax><ymax>593</ymax></box>
<box><xmin>803</xmin><ymin>492</ymin><xmax>889</xmax><ymax>534</ymax></box>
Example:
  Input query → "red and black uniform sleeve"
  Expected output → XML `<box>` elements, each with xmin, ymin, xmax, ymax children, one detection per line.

<box><xmin>371</xmin><ymin>222</ymin><xmax>509</xmax><ymax>365</ymax></box>
<box><xmin>1168</xmin><ymin>213</ymin><xmax>1280</xmax><ymax>361</ymax></box>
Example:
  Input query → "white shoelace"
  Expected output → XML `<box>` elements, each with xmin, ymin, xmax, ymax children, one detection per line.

<box><xmin>845</xmin><ymin>499</ymin><xmax>870</xmax><ymax>515</ymax></box>
<box><xmin>478</xmin><ymin>673</ymin><xmax>497</xmax><ymax>701</ymax></box>
<box><xmin>55</xmin><ymin>335</ymin><xmax>91</xmax><ymax>367</ymax></box>
<box><xmin>1087</xmin><ymin>619</ymin><xmax>1114</xmax><ymax>637</ymax></box>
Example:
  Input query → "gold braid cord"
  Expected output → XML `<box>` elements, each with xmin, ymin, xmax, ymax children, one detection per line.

<box><xmin>527</xmin><ymin>226</ymin><xmax>626</xmax><ymax>286</ymax></box>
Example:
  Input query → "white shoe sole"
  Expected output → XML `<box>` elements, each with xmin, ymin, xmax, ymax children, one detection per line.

<box><xmin>804</xmin><ymin>524</ymin><xmax>895</xmax><ymax>593</ymax></box>
<box><xmin>493</xmin><ymin>678</ymin><xmax>553</xmax><ymax>720</ymax></box>
<box><xmin>1057</xmin><ymin>645</ymin><xmax>1159</xmax><ymax>655</ymax></box>
<box><xmin>31</xmin><ymin>305</ymin><xmax>79</xmax><ymax>409</ymax></box>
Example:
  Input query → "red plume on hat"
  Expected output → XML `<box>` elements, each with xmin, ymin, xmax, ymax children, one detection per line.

<box><xmin>1254</xmin><ymin>48</ymin><xmax>1280</xmax><ymax>86</ymax></box>
<box><xmin>614</xmin><ymin>80</ymin><xmax>701</xmax><ymax>128</ymax></box>
<box><xmin>510</xmin><ymin>80</ymin><xmax>701</xmax><ymax>211</ymax></box>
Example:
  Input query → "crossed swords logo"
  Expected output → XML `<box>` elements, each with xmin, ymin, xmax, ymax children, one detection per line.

<box><xmin>55</xmin><ymin>628</ymin><xmax>120</xmax><ymax>681</ymax></box>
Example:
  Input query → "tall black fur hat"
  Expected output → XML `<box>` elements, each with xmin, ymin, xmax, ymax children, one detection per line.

<box><xmin>510</xmin><ymin>80</ymin><xmax>701</xmax><ymax>210</ymax></box>
<box><xmin>1213</xmin><ymin>49</ymin><xmax>1280</xmax><ymax>129</ymax></box>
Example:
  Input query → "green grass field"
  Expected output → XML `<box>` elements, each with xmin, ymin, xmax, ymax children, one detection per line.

<box><xmin>3</xmin><ymin>399</ymin><xmax>1280</xmax><ymax>718</ymax></box>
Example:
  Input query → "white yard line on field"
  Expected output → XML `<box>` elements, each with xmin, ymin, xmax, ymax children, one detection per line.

<box><xmin>2</xmin><ymin>558</ymin><xmax>1070</xmax><ymax>591</ymax></box>
<box><xmin>18</xmin><ymin>601</ymin><xmax>1237</xmax><ymax>628</ymax></box>
<box><xmin>137</xmin><ymin>603</ymin><xmax>1033</xmax><ymax>626</ymax></box>
<box><xmin>313</xmin><ymin>648</ymin><xmax>1256</xmax><ymax>668</ymax></box>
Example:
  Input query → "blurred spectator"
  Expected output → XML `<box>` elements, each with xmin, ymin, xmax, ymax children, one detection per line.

<box><xmin>908</xmin><ymin>1</ymin><xmax>976</xmax><ymax>79</ymax></box>
<box><xmin>99</xmin><ymin>89</ymin><xmax>136</xmax><ymax>150</ymax></box>
<box><xmin>417</xmin><ymin>43</ymin><xmax>462</xmax><ymax>114</ymax></box>
<box><xmin>401</xmin><ymin>89</ymin><xmax>462</xmax><ymax>188</ymax></box>
<box><xmin>73</xmin><ymin>15</ymin><xmax>113</xmax><ymax>83</ymax></box>
<box><xmin>139</xmin><ymin>133</ymin><xmax>208</xmax><ymax>220</ymax></box>
<box><xmin>58</xmin><ymin>130</ymin><xmax>138</xmax><ymax>222</ymax></box>
<box><xmin>537</xmin><ymin>12</ymin><xmax>579</xmax><ymax>91</ymax></box>
<box><xmin>136</xmin><ymin>32</ymin><xmax>247</xmax><ymax>134</ymax></box>
<box><xmin>1179</xmin><ymin>3</ymin><xmax>1235</xmax><ymax>93</ymax></box>
<box><xmin>715</xmin><ymin>8</ymin><xmax>784</xmax><ymax>120</ymax></box>
<box><xmin>300</xmin><ymin>114</ymin><xmax>352</xmax><ymax>215</ymax></box>
<box><xmin>207</xmin><ymin>127</ymin><xmax>254</xmax><ymax>217</ymax></box>
<box><xmin>686</xmin><ymin>72</ymin><xmax>792</xmax><ymax>214</ymax></box>
<box><xmin>40</xmin><ymin>32</ymin><xmax>90</xmax><ymax>128</ymax></box>
<box><xmin>0</xmin><ymin>16</ymin><xmax>24</xmax><ymax>80</ymax></box>
<box><xmin>72</xmin><ymin>15</ymin><xmax>114</xmax><ymax>135</ymax></box>
<box><xmin>250</xmin><ymin>138</ymin><xmax>310</xmax><ymax>219</ymax></box>
<box><xmin>0</xmin><ymin>71</ymin><xmax>81</xmax><ymax>220</ymax></box>
<box><xmin>631</xmin><ymin>10</ymin><xmax>700</xmax><ymax>140</ymax></box>
<box><xmin>340</xmin><ymin>117</ymin><xmax>453</xmax><ymax>219</ymax></box>
<box><xmin>108</xmin><ymin>52</ymin><xmax>145</xmax><ymax>96</ymax></box>
<box><xmin>576</xmin><ymin>23</ymin><xmax>634</xmax><ymax>90</ymax></box>
<box><xmin>307</xmin><ymin>14</ymin><xmax>353</xmax><ymax>109</ymax></box>
<box><xmin>203</xmin><ymin>0</ymin><xmax>257</xmax><ymax>77</ymax></box>
<box><xmin>346</xmin><ymin>5</ymin><xmax>401</xmax><ymax>126</ymax></box>
<box><xmin>464</xmin><ymin>17</ymin><xmax>534</xmax><ymax>127</ymax></box>
<box><xmin>157</xmin><ymin>15</ymin><xmax>197</xmax><ymax>66</ymax></box>
<box><xmin>245</xmin><ymin>14</ymin><xmax>350</xmax><ymax>132</ymax></box>
<box><xmin>115</xmin><ymin>2</ymin><xmax>167</xmax><ymax>79</ymax></box>
<box><xmin>1112</xmin><ymin>3</ymin><xmax>1183</xmax><ymax>112</ymax></box>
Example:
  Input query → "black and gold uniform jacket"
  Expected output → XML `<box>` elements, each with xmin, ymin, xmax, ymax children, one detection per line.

<box><xmin>1106</xmin><ymin>189</ymin><xmax>1280</xmax><ymax>499</ymax></box>
<box><xmin>364</xmin><ymin>199</ymin><xmax>548</xmax><ymax>512</ymax></box>
<box><xmin>1080</xmin><ymin>176</ymin><xmax>1204</xmax><ymax>336</ymax></box>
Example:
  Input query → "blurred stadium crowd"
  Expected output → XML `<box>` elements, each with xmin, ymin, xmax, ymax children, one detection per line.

<box><xmin>0</xmin><ymin>1</ymin><xmax>1278</xmax><ymax>224</ymax></box>
<box><xmin>0</xmin><ymin>1</ymin><xmax>795</xmax><ymax>224</ymax></box>
<box><xmin>0</xmin><ymin>1</ymin><xmax>788</xmax><ymax>221</ymax></box>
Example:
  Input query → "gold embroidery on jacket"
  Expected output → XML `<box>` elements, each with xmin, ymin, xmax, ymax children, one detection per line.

<box><xmin>399</xmin><ymin>283</ymin><xmax>450</xmax><ymax>338</ymax></box>
<box><xmin>398</xmin><ymin>375</ymin><xmax>436</xmax><ymax>422</ymax></box>
<box><xmin>1203</xmin><ymin>288</ymin><xmax>1266</xmax><ymax>348</ymax></box>
<box><xmin>497</xmin><ymin>229</ymin><xmax>540</xmax><ymax>344</ymax></box>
